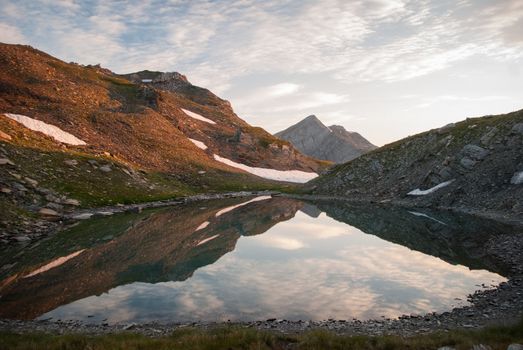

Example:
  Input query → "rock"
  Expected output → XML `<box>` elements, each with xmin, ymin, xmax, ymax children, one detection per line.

<box><xmin>38</xmin><ymin>208</ymin><xmax>60</xmax><ymax>217</ymax></box>
<box><xmin>99</xmin><ymin>165</ymin><xmax>112</xmax><ymax>172</ymax></box>
<box><xmin>64</xmin><ymin>159</ymin><xmax>78</xmax><ymax>166</ymax></box>
<box><xmin>0</xmin><ymin>158</ymin><xmax>15</xmax><ymax>165</ymax></box>
<box><xmin>437</xmin><ymin>123</ymin><xmax>455</xmax><ymax>134</ymax></box>
<box><xmin>102</xmin><ymin>235</ymin><xmax>114</xmax><ymax>241</ymax></box>
<box><xmin>472</xmin><ymin>345</ymin><xmax>492</xmax><ymax>350</ymax></box>
<box><xmin>73</xmin><ymin>213</ymin><xmax>93</xmax><ymax>220</ymax></box>
<box><xmin>87</xmin><ymin>160</ymin><xmax>98</xmax><ymax>166</ymax></box>
<box><xmin>511</xmin><ymin>123</ymin><xmax>523</xmax><ymax>135</ymax></box>
<box><xmin>96</xmin><ymin>211</ymin><xmax>114</xmax><ymax>216</ymax></box>
<box><xmin>198</xmin><ymin>170</ymin><xmax>206</xmax><ymax>174</ymax></box>
<box><xmin>24</xmin><ymin>177</ymin><xmax>38</xmax><ymax>187</ymax></box>
<box><xmin>511</xmin><ymin>171</ymin><xmax>523</xmax><ymax>185</ymax></box>
<box><xmin>460</xmin><ymin>157</ymin><xmax>477</xmax><ymax>169</ymax></box>
<box><xmin>507</xmin><ymin>344</ymin><xmax>523</xmax><ymax>350</ymax></box>
<box><xmin>0</xmin><ymin>130</ymin><xmax>12</xmax><ymax>140</ymax></box>
<box><xmin>437</xmin><ymin>347</ymin><xmax>455</xmax><ymax>350</ymax></box>
<box><xmin>13</xmin><ymin>235</ymin><xmax>31</xmax><ymax>242</ymax></box>
<box><xmin>1</xmin><ymin>187</ymin><xmax>11</xmax><ymax>194</ymax></box>
<box><xmin>46</xmin><ymin>202</ymin><xmax>64</xmax><ymax>211</ymax></box>
<box><xmin>12</xmin><ymin>182</ymin><xmax>28</xmax><ymax>192</ymax></box>
<box><xmin>63</xmin><ymin>198</ymin><xmax>81</xmax><ymax>206</ymax></box>
<box><xmin>480</xmin><ymin>127</ymin><xmax>498</xmax><ymax>145</ymax></box>
<box><xmin>461</xmin><ymin>144</ymin><xmax>489</xmax><ymax>160</ymax></box>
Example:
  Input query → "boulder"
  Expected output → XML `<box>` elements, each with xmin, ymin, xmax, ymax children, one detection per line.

<box><xmin>99</xmin><ymin>165</ymin><xmax>112</xmax><ymax>172</ymax></box>
<box><xmin>460</xmin><ymin>157</ymin><xmax>477</xmax><ymax>169</ymax></box>
<box><xmin>64</xmin><ymin>159</ymin><xmax>78</xmax><ymax>166</ymax></box>
<box><xmin>63</xmin><ymin>198</ymin><xmax>81</xmax><ymax>206</ymax></box>
<box><xmin>511</xmin><ymin>123</ymin><xmax>523</xmax><ymax>135</ymax></box>
<box><xmin>461</xmin><ymin>144</ymin><xmax>489</xmax><ymax>160</ymax></box>
<box><xmin>38</xmin><ymin>208</ymin><xmax>60</xmax><ymax>217</ymax></box>
<box><xmin>0</xmin><ymin>158</ymin><xmax>15</xmax><ymax>166</ymax></box>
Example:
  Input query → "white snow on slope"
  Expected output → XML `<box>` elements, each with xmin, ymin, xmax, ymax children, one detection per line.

<box><xmin>24</xmin><ymin>249</ymin><xmax>85</xmax><ymax>278</ymax></box>
<box><xmin>189</xmin><ymin>138</ymin><xmax>208</xmax><ymax>150</ymax></box>
<box><xmin>195</xmin><ymin>221</ymin><xmax>210</xmax><ymax>231</ymax></box>
<box><xmin>196</xmin><ymin>234</ymin><xmax>220</xmax><ymax>246</ymax></box>
<box><xmin>213</xmin><ymin>154</ymin><xmax>318</xmax><ymax>183</ymax></box>
<box><xmin>3</xmin><ymin>113</ymin><xmax>86</xmax><ymax>145</ymax></box>
<box><xmin>215</xmin><ymin>196</ymin><xmax>272</xmax><ymax>217</ymax></box>
<box><xmin>408</xmin><ymin>211</ymin><xmax>447</xmax><ymax>226</ymax></box>
<box><xmin>511</xmin><ymin>171</ymin><xmax>523</xmax><ymax>185</ymax></box>
<box><xmin>407</xmin><ymin>179</ymin><xmax>455</xmax><ymax>196</ymax></box>
<box><xmin>181</xmin><ymin>108</ymin><xmax>216</xmax><ymax>124</ymax></box>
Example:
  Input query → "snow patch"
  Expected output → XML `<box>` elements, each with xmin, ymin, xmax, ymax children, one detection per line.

<box><xmin>215</xmin><ymin>196</ymin><xmax>272</xmax><ymax>217</ymax></box>
<box><xmin>511</xmin><ymin>171</ymin><xmax>523</xmax><ymax>185</ymax></box>
<box><xmin>195</xmin><ymin>221</ymin><xmax>210</xmax><ymax>231</ymax></box>
<box><xmin>407</xmin><ymin>179</ymin><xmax>455</xmax><ymax>196</ymax></box>
<box><xmin>213</xmin><ymin>154</ymin><xmax>318</xmax><ymax>183</ymax></box>
<box><xmin>181</xmin><ymin>108</ymin><xmax>216</xmax><ymax>124</ymax></box>
<box><xmin>3</xmin><ymin>113</ymin><xmax>86</xmax><ymax>145</ymax></box>
<box><xmin>196</xmin><ymin>234</ymin><xmax>220</xmax><ymax>246</ymax></box>
<box><xmin>408</xmin><ymin>211</ymin><xmax>447</xmax><ymax>226</ymax></box>
<box><xmin>24</xmin><ymin>250</ymin><xmax>85</xmax><ymax>278</ymax></box>
<box><xmin>189</xmin><ymin>138</ymin><xmax>208</xmax><ymax>150</ymax></box>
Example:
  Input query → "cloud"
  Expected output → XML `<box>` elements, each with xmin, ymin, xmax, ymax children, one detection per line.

<box><xmin>268</xmin><ymin>83</ymin><xmax>301</xmax><ymax>97</ymax></box>
<box><xmin>0</xmin><ymin>23</ymin><xmax>28</xmax><ymax>44</ymax></box>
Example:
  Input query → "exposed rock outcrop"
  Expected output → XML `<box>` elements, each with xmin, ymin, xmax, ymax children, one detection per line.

<box><xmin>275</xmin><ymin>115</ymin><xmax>376</xmax><ymax>163</ymax></box>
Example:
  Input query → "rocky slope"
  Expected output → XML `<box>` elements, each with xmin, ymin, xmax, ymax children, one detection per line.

<box><xmin>275</xmin><ymin>115</ymin><xmax>376</xmax><ymax>163</ymax></box>
<box><xmin>308</xmin><ymin>110</ymin><xmax>523</xmax><ymax>217</ymax></box>
<box><xmin>0</xmin><ymin>43</ymin><xmax>327</xmax><ymax>239</ymax></box>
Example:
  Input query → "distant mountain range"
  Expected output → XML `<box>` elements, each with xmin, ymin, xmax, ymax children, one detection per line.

<box><xmin>275</xmin><ymin>115</ymin><xmax>377</xmax><ymax>163</ymax></box>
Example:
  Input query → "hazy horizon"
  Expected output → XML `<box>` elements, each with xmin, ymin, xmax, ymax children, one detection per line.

<box><xmin>1</xmin><ymin>0</ymin><xmax>522</xmax><ymax>146</ymax></box>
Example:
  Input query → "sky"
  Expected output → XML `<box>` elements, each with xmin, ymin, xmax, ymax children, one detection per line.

<box><xmin>0</xmin><ymin>0</ymin><xmax>522</xmax><ymax>146</ymax></box>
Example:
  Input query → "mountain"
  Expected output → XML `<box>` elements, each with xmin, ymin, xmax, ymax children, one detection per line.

<box><xmin>275</xmin><ymin>115</ymin><xmax>377</xmax><ymax>163</ymax></box>
<box><xmin>0</xmin><ymin>43</ymin><xmax>328</xmax><ymax>239</ymax></box>
<box><xmin>309</xmin><ymin>110</ymin><xmax>523</xmax><ymax>216</ymax></box>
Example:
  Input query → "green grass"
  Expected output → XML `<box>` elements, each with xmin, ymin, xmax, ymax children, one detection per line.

<box><xmin>1</xmin><ymin>319</ymin><xmax>522</xmax><ymax>350</ymax></box>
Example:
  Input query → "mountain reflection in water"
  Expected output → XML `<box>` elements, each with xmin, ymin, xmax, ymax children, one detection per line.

<box><xmin>0</xmin><ymin>196</ymin><xmax>513</xmax><ymax>323</ymax></box>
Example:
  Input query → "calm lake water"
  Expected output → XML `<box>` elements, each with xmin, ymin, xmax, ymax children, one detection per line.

<box><xmin>0</xmin><ymin>196</ymin><xmax>512</xmax><ymax>323</ymax></box>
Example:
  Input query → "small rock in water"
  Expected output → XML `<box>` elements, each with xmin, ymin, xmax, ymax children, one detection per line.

<box><xmin>437</xmin><ymin>347</ymin><xmax>456</xmax><ymax>350</ymax></box>
<box><xmin>0</xmin><ymin>187</ymin><xmax>12</xmax><ymax>194</ymax></box>
<box><xmin>102</xmin><ymin>235</ymin><xmax>114</xmax><ymax>241</ymax></box>
<box><xmin>13</xmin><ymin>235</ymin><xmax>31</xmax><ymax>242</ymax></box>
<box><xmin>508</xmin><ymin>344</ymin><xmax>523</xmax><ymax>350</ymax></box>
<box><xmin>99</xmin><ymin>165</ymin><xmax>112</xmax><ymax>172</ymax></box>
<box><xmin>472</xmin><ymin>345</ymin><xmax>492</xmax><ymax>350</ymax></box>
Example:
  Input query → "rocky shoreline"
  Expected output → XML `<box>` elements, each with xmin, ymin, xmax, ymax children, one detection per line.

<box><xmin>0</xmin><ymin>192</ymin><xmax>522</xmax><ymax>337</ymax></box>
<box><xmin>1</xmin><ymin>190</ymin><xmax>278</xmax><ymax>244</ymax></box>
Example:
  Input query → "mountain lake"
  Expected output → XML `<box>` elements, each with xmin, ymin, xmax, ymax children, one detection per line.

<box><xmin>0</xmin><ymin>196</ymin><xmax>513</xmax><ymax>324</ymax></box>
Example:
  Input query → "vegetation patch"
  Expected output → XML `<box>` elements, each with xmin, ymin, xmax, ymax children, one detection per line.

<box><xmin>0</xmin><ymin>319</ymin><xmax>522</xmax><ymax>350</ymax></box>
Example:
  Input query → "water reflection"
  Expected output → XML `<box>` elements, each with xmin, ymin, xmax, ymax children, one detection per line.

<box><xmin>0</xmin><ymin>197</ymin><xmax>514</xmax><ymax>323</ymax></box>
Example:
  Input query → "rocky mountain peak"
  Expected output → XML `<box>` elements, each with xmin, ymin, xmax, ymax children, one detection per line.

<box><xmin>275</xmin><ymin>115</ymin><xmax>376</xmax><ymax>163</ymax></box>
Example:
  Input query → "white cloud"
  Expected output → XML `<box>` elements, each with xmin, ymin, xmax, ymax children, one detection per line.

<box><xmin>0</xmin><ymin>23</ymin><xmax>27</xmax><ymax>44</ymax></box>
<box><xmin>268</xmin><ymin>83</ymin><xmax>301</xmax><ymax>97</ymax></box>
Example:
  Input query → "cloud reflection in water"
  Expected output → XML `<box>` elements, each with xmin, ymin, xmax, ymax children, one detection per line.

<box><xmin>41</xmin><ymin>211</ymin><xmax>505</xmax><ymax>323</ymax></box>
